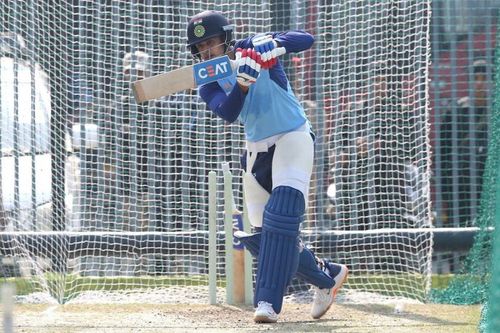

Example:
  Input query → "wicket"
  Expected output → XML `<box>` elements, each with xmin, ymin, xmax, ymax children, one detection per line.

<box><xmin>208</xmin><ymin>165</ymin><xmax>253</xmax><ymax>306</ymax></box>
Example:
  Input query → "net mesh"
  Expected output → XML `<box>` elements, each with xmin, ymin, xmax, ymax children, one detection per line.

<box><xmin>429</xmin><ymin>10</ymin><xmax>500</xmax><ymax>332</ymax></box>
<box><xmin>0</xmin><ymin>0</ymin><xmax>432</xmax><ymax>304</ymax></box>
<box><xmin>485</xmin><ymin>159</ymin><xmax>500</xmax><ymax>331</ymax></box>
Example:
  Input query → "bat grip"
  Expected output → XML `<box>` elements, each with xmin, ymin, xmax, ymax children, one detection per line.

<box><xmin>275</xmin><ymin>46</ymin><xmax>286</xmax><ymax>57</ymax></box>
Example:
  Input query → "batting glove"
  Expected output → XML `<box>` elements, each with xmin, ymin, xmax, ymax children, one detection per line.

<box><xmin>252</xmin><ymin>35</ymin><xmax>281</xmax><ymax>69</ymax></box>
<box><xmin>235</xmin><ymin>48</ymin><xmax>262</xmax><ymax>87</ymax></box>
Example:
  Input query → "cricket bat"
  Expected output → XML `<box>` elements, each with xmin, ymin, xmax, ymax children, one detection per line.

<box><xmin>132</xmin><ymin>47</ymin><xmax>286</xmax><ymax>103</ymax></box>
<box><xmin>222</xmin><ymin>162</ymin><xmax>246</xmax><ymax>304</ymax></box>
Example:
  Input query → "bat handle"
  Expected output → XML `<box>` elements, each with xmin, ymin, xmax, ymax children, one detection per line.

<box><xmin>274</xmin><ymin>46</ymin><xmax>287</xmax><ymax>57</ymax></box>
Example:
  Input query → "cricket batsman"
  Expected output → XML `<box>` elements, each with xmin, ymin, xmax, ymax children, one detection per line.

<box><xmin>186</xmin><ymin>10</ymin><xmax>348</xmax><ymax>323</ymax></box>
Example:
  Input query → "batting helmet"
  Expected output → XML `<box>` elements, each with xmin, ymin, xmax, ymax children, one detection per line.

<box><xmin>186</xmin><ymin>11</ymin><xmax>234</xmax><ymax>58</ymax></box>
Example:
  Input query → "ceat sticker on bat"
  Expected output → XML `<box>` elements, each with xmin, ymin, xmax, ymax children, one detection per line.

<box><xmin>193</xmin><ymin>56</ymin><xmax>234</xmax><ymax>86</ymax></box>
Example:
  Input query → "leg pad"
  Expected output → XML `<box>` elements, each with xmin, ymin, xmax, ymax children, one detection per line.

<box><xmin>237</xmin><ymin>231</ymin><xmax>334</xmax><ymax>289</ymax></box>
<box><xmin>254</xmin><ymin>186</ymin><xmax>304</xmax><ymax>313</ymax></box>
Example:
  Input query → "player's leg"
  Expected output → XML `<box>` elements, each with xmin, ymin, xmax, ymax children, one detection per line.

<box><xmin>253</xmin><ymin>185</ymin><xmax>302</xmax><ymax>323</ymax></box>
<box><xmin>272</xmin><ymin>129</ymin><xmax>348</xmax><ymax>319</ymax></box>
<box><xmin>253</xmin><ymin>130</ymin><xmax>312</xmax><ymax>322</ymax></box>
<box><xmin>235</xmin><ymin>231</ymin><xmax>341</xmax><ymax>289</ymax></box>
<box><xmin>242</xmin><ymin>171</ymin><xmax>270</xmax><ymax>230</ymax></box>
<box><xmin>236</xmin><ymin>230</ymin><xmax>348</xmax><ymax>318</ymax></box>
<box><xmin>242</xmin><ymin>130</ymin><xmax>347</xmax><ymax>321</ymax></box>
<box><xmin>310</xmin><ymin>259</ymin><xmax>348</xmax><ymax>319</ymax></box>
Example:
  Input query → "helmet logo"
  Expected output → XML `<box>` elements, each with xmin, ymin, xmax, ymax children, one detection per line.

<box><xmin>194</xmin><ymin>25</ymin><xmax>206</xmax><ymax>38</ymax></box>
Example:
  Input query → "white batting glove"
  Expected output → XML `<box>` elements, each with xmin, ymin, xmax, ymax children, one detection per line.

<box><xmin>235</xmin><ymin>48</ymin><xmax>263</xmax><ymax>87</ymax></box>
<box><xmin>252</xmin><ymin>35</ymin><xmax>280</xmax><ymax>69</ymax></box>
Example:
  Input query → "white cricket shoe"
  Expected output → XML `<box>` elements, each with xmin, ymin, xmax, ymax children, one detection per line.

<box><xmin>253</xmin><ymin>301</ymin><xmax>278</xmax><ymax>323</ymax></box>
<box><xmin>311</xmin><ymin>262</ymin><xmax>349</xmax><ymax>319</ymax></box>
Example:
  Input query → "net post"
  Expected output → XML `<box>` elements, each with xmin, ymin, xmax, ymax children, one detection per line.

<box><xmin>223</xmin><ymin>168</ymin><xmax>234</xmax><ymax>305</ymax></box>
<box><xmin>1</xmin><ymin>283</ymin><xmax>15</xmax><ymax>333</ymax></box>
<box><xmin>208</xmin><ymin>171</ymin><xmax>217</xmax><ymax>305</ymax></box>
<box><xmin>242</xmin><ymin>175</ymin><xmax>254</xmax><ymax>305</ymax></box>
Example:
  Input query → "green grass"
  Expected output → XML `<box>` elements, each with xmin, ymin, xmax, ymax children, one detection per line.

<box><xmin>2</xmin><ymin>273</ymin><xmax>459</xmax><ymax>304</ymax></box>
<box><xmin>431</xmin><ymin>274</ymin><xmax>454</xmax><ymax>289</ymax></box>
<box><xmin>2</xmin><ymin>274</ymin><xmax>211</xmax><ymax>303</ymax></box>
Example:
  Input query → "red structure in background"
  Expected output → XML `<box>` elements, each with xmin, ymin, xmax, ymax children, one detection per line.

<box><xmin>428</xmin><ymin>26</ymin><xmax>496</xmax><ymax>222</ymax></box>
<box><xmin>428</xmin><ymin>26</ymin><xmax>497</xmax><ymax>145</ymax></box>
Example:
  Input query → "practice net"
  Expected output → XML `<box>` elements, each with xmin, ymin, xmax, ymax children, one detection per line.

<box><xmin>429</xmin><ymin>15</ymin><xmax>500</xmax><ymax>331</ymax></box>
<box><xmin>0</xmin><ymin>0</ymin><xmax>432</xmax><ymax>304</ymax></box>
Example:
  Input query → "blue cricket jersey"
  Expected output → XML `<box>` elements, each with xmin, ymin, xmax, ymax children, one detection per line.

<box><xmin>198</xmin><ymin>30</ymin><xmax>314</xmax><ymax>142</ymax></box>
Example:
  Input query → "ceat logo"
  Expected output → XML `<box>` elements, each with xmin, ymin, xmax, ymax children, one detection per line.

<box><xmin>194</xmin><ymin>56</ymin><xmax>234</xmax><ymax>86</ymax></box>
<box><xmin>197</xmin><ymin>62</ymin><xmax>229</xmax><ymax>79</ymax></box>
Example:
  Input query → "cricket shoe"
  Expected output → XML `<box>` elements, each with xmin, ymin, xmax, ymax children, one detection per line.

<box><xmin>253</xmin><ymin>301</ymin><xmax>278</xmax><ymax>323</ymax></box>
<box><xmin>311</xmin><ymin>262</ymin><xmax>348</xmax><ymax>319</ymax></box>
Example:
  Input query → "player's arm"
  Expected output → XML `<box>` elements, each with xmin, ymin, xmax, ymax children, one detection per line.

<box><xmin>238</xmin><ymin>30</ymin><xmax>313</xmax><ymax>69</ymax></box>
<box><xmin>199</xmin><ymin>83</ymin><xmax>246</xmax><ymax>123</ymax></box>
<box><xmin>269</xmin><ymin>30</ymin><xmax>315</xmax><ymax>53</ymax></box>
<box><xmin>238</xmin><ymin>30</ymin><xmax>314</xmax><ymax>53</ymax></box>
<box><xmin>199</xmin><ymin>48</ymin><xmax>262</xmax><ymax>123</ymax></box>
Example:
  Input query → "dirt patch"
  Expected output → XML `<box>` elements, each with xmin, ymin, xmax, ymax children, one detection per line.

<box><xmin>8</xmin><ymin>303</ymin><xmax>480</xmax><ymax>333</ymax></box>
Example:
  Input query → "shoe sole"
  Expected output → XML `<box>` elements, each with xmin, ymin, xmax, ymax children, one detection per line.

<box><xmin>253</xmin><ymin>315</ymin><xmax>278</xmax><ymax>323</ymax></box>
<box><xmin>312</xmin><ymin>265</ymin><xmax>349</xmax><ymax>319</ymax></box>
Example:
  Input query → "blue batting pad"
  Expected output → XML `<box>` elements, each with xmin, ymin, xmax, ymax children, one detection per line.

<box><xmin>236</xmin><ymin>231</ymin><xmax>334</xmax><ymax>289</ymax></box>
<box><xmin>296</xmin><ymin>246</ymin><xmax>335</xmax><ymax>289</ymax></box>
<box><xmin>254</xmin><ymin>186</ymin><xmax>303</xmax><ymax>313</ymax></box>
<box><xmin>236</xmin><ymin>232</ymin><xmax>261</xmax><ymax>258</ymax></box>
